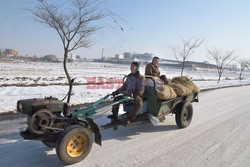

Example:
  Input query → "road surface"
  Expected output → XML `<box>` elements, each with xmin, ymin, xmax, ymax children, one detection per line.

<box><xmin>0</xmin><ymin>86</ymin><xmax>250</xmax><ymax>167</ymax></box>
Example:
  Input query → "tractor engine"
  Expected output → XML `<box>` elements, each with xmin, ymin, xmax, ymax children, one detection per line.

<box><xmin>17</xmin><ymin>97</ymin><xmax>64</xmax><ymax>135</ymax></box>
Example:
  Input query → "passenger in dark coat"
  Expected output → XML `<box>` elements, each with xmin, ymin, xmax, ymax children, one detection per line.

<box><xmin>108</xmin><ymin>62</ymin><xmax>145</xmax><ymax>123</ymax></box>
<box><xmin>145</xmin><ymin>57</ymin><xmax>168</xmax><ymax>84</ymax></box>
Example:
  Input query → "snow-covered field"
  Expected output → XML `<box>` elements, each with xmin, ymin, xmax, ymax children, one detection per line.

<box><xmin>0</xmin><ymin>61</ymin><xmax>250</xmax><ymax>113</ymax></box>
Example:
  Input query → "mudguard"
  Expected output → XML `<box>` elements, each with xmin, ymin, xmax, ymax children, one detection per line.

<box><xmin>85</xmin><ymin>117</ymin><xmax>102</xmax><ymax>146</ymax></box>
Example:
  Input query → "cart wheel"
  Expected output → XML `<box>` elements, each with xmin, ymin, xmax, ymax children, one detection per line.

<box><xmin>56</xmin><ymin>125</ymin><xmax>92</xmax><ymax>165</ymax></box>
<box><xmin>42</xmin><ymin>140</ymin><xmax>56</xmax><ymax>148</ymax></box>
<box><xmin>175</xmin><ymin>102</ymin><xmax>193</xmax><ymax>128</ymax></box>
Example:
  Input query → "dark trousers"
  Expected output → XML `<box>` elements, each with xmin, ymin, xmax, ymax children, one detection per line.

<box><xmin>111</xmin><ymin>96</ymin><xmax>143</xmax><ymax>121</ymax></box>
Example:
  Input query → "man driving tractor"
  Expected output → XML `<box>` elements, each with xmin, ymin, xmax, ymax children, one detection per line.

<box><xmin>108</xmin><ymin>62</ymin><xmax>145</xmax><ymax>124</ymax></box>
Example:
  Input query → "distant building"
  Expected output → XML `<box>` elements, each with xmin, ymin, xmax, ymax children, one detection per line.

<box><xmin>158</xmin><ymin>59</ymin><xmax>217</xmax><ymax>69</ymax></box>
<box><xmin>71</xmin><ymin>53</ymin><xmax>76</xmax><ymax>60</ymax></box>
<box><xmin>123</xmin><ymin>52</ymin><xmax>153</xmax><ymax>60</ymax></box>
<box><xmin>102</xmin><ymin>56</ymin><xmax>108</xmax><ymax>61</ymax></box>
<box><xmin>161</xmin><ymin>59</ymin><xmax>180</xmax><ymax>65</ymax></box>
<box><xmin>115</xmin><ymin>54</ymin><xmax>124</xmax><ymax>59</ymax></box>
<box><xmin>123</xmin><ymin>52</ymin><xmax>132</xmax><ymax>59</ymax></box>
<box><xmin>185</xmin><ymin>61</ymin><xmax>217</xmax><ymax>69</ymax></box>
<box><xmin>4</xmin><ymin>49</ymin><xmax>18</xmax><ymax>56</ymax></box>
<box><xmin>135</xmin><ymin>53</ymin><xmax>153</xmax><ymax>60</ymax></box>
<box><xmin>68</xmin><ymin>53</ymin><xmax>76</xmax><ymax>62</ymax></box>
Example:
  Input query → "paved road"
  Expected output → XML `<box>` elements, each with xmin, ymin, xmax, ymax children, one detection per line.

<box><xmin>0</xmin><ymin>86</ymin><xmax>250</xmax><ymax>167</ymax></box>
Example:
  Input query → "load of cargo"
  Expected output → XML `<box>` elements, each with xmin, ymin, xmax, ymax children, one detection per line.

<box><xmin>155</xmin><ymin>76</ymin><xmax>200</xmax><ymax>100</ymax></box>
<box><xmin>156</xmin><ymin>84</ymin><xmax>177</xmax><ymax>100</ymax></box>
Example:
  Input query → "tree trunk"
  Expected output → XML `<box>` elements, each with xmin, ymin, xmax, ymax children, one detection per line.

<box><xmin>63</xmin><ymin>51</ymin><xmax>72</xmax><ymax>103</ymax></box>
<box><xmin>217</xmin><ymin>75</ymin><xmax>221</xmax><ymax>83</ymax></box>
<box><xmin>217</xmin><ymin>71</ymin><xmax>222</xmax><ymax>83</ymax></box>
<box><xmin>181</xmin><ymin>61</ymin><xmax>185</xmax><ymax>76</ymax></box>
<box><xmin>239</xmin><ymin>70</ymin><xmax>243</xmax><ymax>81</ymax></box>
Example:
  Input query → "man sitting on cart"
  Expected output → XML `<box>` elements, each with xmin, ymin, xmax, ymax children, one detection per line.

<box><xmin>145</xmin><ymin>56</ymin><xmax>168</xmax><ymax>84</ymax></box>
<box><xmin>108</xmin><ymin>62</ymin><xmax>145</xmax><ymax>124</ymax></box>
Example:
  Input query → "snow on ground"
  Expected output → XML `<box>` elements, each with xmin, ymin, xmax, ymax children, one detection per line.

<box><xmin>1</xmin><ymin>86</ymin><xmax>250</xmax><ymax>167</ymax></box>
<box><xmin>0</xmin><ymin>62</ymin><xmax>129</xmax><ymax>86</ymax></box>
<box><xmin>1</xmin><ymin>61</ymin><xmax>249</xmax><ymax>86</ymax></box>
<box><xmin>0</xmin><ymin>61</ymin><xmax>250</xmax><ymax>113</ymax></box>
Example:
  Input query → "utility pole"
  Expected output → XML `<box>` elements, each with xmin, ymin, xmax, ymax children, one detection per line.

<box><xmin>102</xmin><ymin>48</ymin><xmax>104</xmax><ymax>60</ymax></box>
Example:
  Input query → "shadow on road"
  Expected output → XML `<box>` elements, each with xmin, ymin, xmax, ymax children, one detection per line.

<box><xmin>92</xmin><ymin>113</ymin><xmax>180</xmax><ymax>142</ymax></box>
<box><xmin>0</xmin><ymin>130</ymin><xmax>63</xmax><ymax>167</ymax></box>
<box><xmin>101</xmin><ymin>123</ymin><xmax>179</xmax><ymax>142</ymax></box>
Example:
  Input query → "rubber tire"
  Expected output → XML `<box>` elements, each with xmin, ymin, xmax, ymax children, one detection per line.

<box><xmin>56</xmin><ymin>125</ymin><xmax>93</xmax><ymax>165</ymax></box>
<box><xmin>175</xmin><ymin>102</ymin><xmax>193</xmax><ymax>128</ymax></box>
<box><xmin>42</xmin><ymin>140</ymin><xmax>56</xmax><ymax>148</ymax></box>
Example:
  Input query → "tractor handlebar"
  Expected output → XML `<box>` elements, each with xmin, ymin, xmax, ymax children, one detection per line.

<box><xmin>112</xmin><ymin>90</ymin><xmax>133</xmax><ymax>98</ymax></box>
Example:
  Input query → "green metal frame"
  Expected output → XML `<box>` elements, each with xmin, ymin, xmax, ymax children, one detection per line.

<box><xmin>71</xmin><ymin>94</ymin><xmax>133</xmax><ymax>118</ymax></box>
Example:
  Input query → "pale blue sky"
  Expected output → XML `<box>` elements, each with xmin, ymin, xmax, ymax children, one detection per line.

<box><xmin>1</xmin><ymin>0</ymin><xmax>250</xmax><ymax>62</ymax></box>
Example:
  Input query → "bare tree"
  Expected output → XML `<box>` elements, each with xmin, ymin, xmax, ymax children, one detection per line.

<box><xmin>170</xmin><ymin>37</ymin><xmax>204</xmax><ymax>76</ymax></box>
<box><xmin>207</xmin><ymin>48</ymin><xmax>237</xmax><ymax>83</ymax></box>
<box><xmin>237</xmin><ymin>59</ymin><xmax>250</xmax><ymax>81</ymax></box>
<box><xmin>31</xmin><ymin>0</ymin><xmax>110</xmax><ymax>103</ymax></box>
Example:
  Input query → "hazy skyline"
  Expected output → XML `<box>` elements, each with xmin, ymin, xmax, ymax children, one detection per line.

<box><xmin>1</xmin><ymin>0</ymin><xmax>250</xmax><ymax>63</ymax></box>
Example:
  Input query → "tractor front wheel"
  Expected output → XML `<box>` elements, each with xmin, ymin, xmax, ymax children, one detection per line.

<box><xmin>56</xmin><ymin>125</ymin><xmax>93</xmax><ymax>165</ymax></box>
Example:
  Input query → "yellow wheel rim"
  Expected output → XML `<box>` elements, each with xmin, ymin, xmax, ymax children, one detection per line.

<box><xmin>66</xmin><ymin>134</ymin><xmax>87</xmax><ymax>157</ymax></box>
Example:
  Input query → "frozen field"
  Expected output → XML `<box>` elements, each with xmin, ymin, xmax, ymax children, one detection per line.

<box><xmin>1</xmin><ymin>61</ymin><xmax>250</xmax><ymax>86</ymax></box>
<box><xmin>0</xmin><ymin>61</ymin><xmax>250</xmax><ymax>113</ymax></box>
